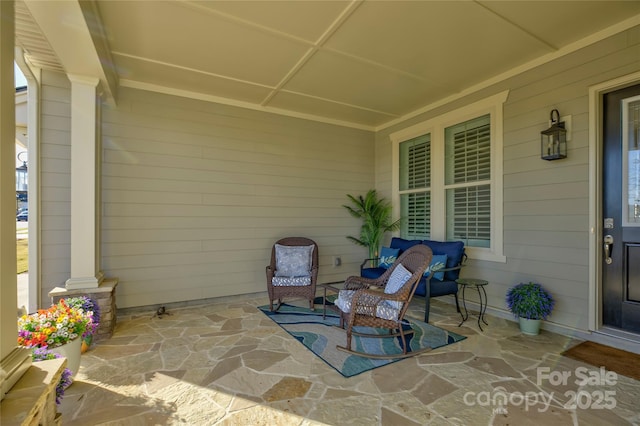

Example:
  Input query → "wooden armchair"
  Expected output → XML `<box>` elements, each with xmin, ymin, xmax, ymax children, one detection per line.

<box><xmin>334</xmin><ymin>244</ymin><xmax>433</xmax><ymax>358</ymax></box>
<box><xmin>266</xmin><ymin>237</ymin><xmax>318</xmax><ymax>311</ymax></box>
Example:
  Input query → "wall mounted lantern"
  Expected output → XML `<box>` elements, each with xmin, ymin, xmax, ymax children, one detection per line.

<box><xmin>541</xmin><ymin>109</ymin><xmax>567</xmax><ymax>161</ymax></box>
<box><xmin>16</xmin><ymin>152</ymin><xmax>28</xmax><ymax>191</ymax></box>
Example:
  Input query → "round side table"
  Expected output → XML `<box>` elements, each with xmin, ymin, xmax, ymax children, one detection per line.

<box><xmin>456</xmin><ymin>278</ymin><xmax>489</xmax><ymax>331</ymax></box>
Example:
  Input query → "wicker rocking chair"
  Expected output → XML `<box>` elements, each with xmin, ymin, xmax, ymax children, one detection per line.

<box><xmin>335</xmin><ymin>244</ymin><xmax>432</xmax><ymax>359</ymax></box>
<box><xmin>266</xmin><ymin>237</ymin><xmax>319</xmax><ymax>311</ymax></box>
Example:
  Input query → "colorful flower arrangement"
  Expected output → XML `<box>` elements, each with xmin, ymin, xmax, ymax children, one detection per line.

<box><xmin>66</xmin><ymin>296</ymin><xmax>100</xmax><ymax>343</ymax></box>
<box><xmin>506</xmin><ymin>282</ymin><xmax>555</xmax><ymax>320</ymax></box>
<box><xmin>17</xmin><ymin>297</ymin><xmax>100</xmax><ymax>405</ymax></box>
<box><xmin>17</xmin><ymin>298</ymin><xmax>93</xmax><ymax>349</ymax></box>
<box><xmin>32</xmin><ymin>348</ymin><xmax>73</xmax><ymax>404</ymax></box>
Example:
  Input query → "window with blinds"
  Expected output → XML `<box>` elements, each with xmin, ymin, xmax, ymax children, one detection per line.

<box><xmin>392</xmin><ymin>90</ymin><xmax>507</xmax><ymax>261</ymax></box>
<box><xmin>400</xmin><ymin>134</ymin><xmax>430</xmax><ymax>190</ymax></box>
<box><xmin>401</xmin><ymin>191</ymin><xmax>430</xmax><ymax>239</ymax></box>
<box><xmin>447</xmin><ymin>185</ymin><xmax>491</xmax><ymax>246</ymax></box>
<box><xmin>399</xmin><ymin>134</ymin><xmax>431</xmax><ymax>239</ymax></box>
<box><xmin>445</xmin><ymin>115</ymin><xmax>491</xmax><ymax>247</ymax></box>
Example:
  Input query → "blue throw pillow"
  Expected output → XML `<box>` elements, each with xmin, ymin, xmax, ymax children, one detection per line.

<box><xmin>422</xmin><ymin>240</ymin><xmax>464</xmax><ymax>281</ymax></box>
<box><xmin>378</xmin><ymin>247</ymin><xmax>400</xmax><ymax>268</ymax></box>
<box><xmin>424</xmin><ymin>254</ymin><xmax>448</xmax><ymax>281</ymax></box>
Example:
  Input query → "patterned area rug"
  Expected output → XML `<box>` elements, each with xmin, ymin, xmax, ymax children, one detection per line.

<box><xmin>258</xmin><ymin>303</ymin><xmax>466</xmax><ymax>377</ymax></box>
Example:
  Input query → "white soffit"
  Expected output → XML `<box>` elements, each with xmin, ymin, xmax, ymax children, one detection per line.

<box><xmin>16</xmin><ymin>0</ymin><xmax>640</xmax><ymax>130</ymax></box>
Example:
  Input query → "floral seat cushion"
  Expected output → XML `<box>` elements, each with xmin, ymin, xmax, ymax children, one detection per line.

<box><xmin>271</xmin><ymin>276</ymin><xmax>312</xmax><ymax>286</ymax></box>
<box><xmin>335</xmin><ymin>290</ymin><xmax>401</xmax><ymax>321</ymax></box>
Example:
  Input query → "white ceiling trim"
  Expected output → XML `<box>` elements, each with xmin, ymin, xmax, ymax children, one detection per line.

<box><xmin>376</xmin><ymin>14</ymin><xmax>640</xmax><ymax>132</ymax></box>
<box><xmin>176</xmin><ymin>0</ymin><xmax>320</xmax><ymax>47</ymax></box>
<box><xmin>118</xmin><ymin>9</ymin><xmax>639</xmax><ymax>134</ymax></box>
<box><xmin>279</xmin><ymin>88</ymin><xmax>398</xmax><ymax>117</ymax></box>
<box><xmin>116</xmin><ymin>50</ymin><xmax>397</xmax><ymax>125</ymax></box>
<box><xmin>261</xmin><ymin>47</ymin><xmax>317</xmax><ymax>106</ymax></box>
<box><xmin>261</xmin><ymin>1</ymin><xmax>363</xmax><ymax>106</ymax></box>
<box><xmin>322</xmin><ymin>47</ymin><xmax>426</xmax><ymax>82</ymax></box>
<box><xmin>475</xmin><ymin>1</ymin><xmax>558</xmax><ymax>51</ymax></box>
<box><xmin>119</xmin><ymin>8</ymin><xmax>639</xmax><ymax>135</ymax></box>
<box><xmin>119</xmin><ymin>78</ymin><xmax>376</xmax><ymax>132</ymax></box>
<box><xmin>112</xmin><ymin>51</ymin><xmax>274</xmax><ymax>90</ymax></box>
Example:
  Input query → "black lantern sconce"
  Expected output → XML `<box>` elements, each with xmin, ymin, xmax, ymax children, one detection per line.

<box><xmin>16</xmin><ymin>152</ymin><xmax>28</xmax><ymax>191</ymax></box>
<box><xmin>541</xmin><ymin>109</ymin><xmax>567</xmax><ymax>161</ymax></box>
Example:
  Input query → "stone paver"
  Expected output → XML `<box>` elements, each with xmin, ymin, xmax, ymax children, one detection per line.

<box><xmin>58</xmin><ymin>295</ymin><xmax>640</xmax><ymax>425</ymax></box>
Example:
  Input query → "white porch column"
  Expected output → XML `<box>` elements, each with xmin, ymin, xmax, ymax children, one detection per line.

<box><xmin>1</xmin><ymin>0</ymin><xmax>32</xmax><ymax>399</ymax></box>
<box><xmin>65</xmin><ymin>75</ymin><xmax>104</xmax><ymax>290</ymax></box>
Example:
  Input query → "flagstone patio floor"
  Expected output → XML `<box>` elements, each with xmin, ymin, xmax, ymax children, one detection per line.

<box><xmin>59</xmin><ymin>294</ymin><xmax>640</xmax><ymax>425</ymax></box>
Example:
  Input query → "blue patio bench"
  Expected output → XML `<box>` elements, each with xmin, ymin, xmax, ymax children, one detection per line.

<box><xmin>360</xmin><ymin>237</ymin><xmax>466</xmax><ymax>323</ymax></box>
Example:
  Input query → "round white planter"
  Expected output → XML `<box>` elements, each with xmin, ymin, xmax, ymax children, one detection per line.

<box><xmin>518</xmin><ymin>317</ymin><xmax>541</xmax><ymax>336</ymax></box>
<box><xmin>50</xmin><ymin>337</ymin><xmax>82</xmax><ymax>377</ymax></box>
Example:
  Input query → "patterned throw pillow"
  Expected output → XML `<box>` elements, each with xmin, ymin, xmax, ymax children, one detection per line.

<box><xmin>378</xmin><ymin>247</ymin><xmax>400</xmax><ymax>268</ymax></box>
<box><xmin>384</xmin><ymin>263</ymin><xmax>413</xmax><ymax>310</ymax></box>
<box><xmin>274</xmin><ymin>244</ymin><xmax>314</xmax><ymax>277</ymax></box>
<box><xmin>424</xmin><ymin>254</ymin><xmax>448</xmax><ymax>281</ymax></box>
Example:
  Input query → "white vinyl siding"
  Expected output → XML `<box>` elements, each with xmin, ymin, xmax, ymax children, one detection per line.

<box><xmin>100</xmin><ymin>87</ymin><xmax>374</xmax><ymax>308</ymax></box>
<box><xmin>37</xmin><ymin>74</ymin><xmax>374</xmax><ymax>309</ymax></box>
<box><xmin>391</xmin><ymin>92</ymin><xmax>507</xmax><ymax>262</ymax></box>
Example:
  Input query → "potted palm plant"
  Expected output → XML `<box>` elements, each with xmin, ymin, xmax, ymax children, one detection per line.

<box><xmin>505</xmin><ymin>282</ymin><xmax>555</xmax><ymax>335</ymax></box>
<box><xmin>343</xmin><ymin>190</ymin><xmax>401</xmax><ymax>262</ymax></box>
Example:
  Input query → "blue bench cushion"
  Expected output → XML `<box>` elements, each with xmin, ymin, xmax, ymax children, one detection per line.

<box><xmin>362</xmin><ymin>267</ymin><xmax>386</xmax><ymax>280</ymax></box>
<box><xmin>390</xmin><ymin>237</ymin><xmax>422</xmax><ymax>253</ymax></box>
<box><xmin>390</xmin><ymin>238</ymin><xmax>464</xmax><ymax>282</ymax></box>
<box><xmin>364</xmin><ymin>237</ymin><xmax>465</xmax><ymax>298</ymax></box>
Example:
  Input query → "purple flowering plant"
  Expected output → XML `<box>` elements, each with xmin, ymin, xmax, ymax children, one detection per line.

<box><xmin>66</xmin><ymin>296</ymin><xmax>100</xmax><ymax>340</ymax></box>
<box><xmin>32</xmin><ymin>347</ymin><xmax>73</xmax><ymax>404</ymax></box>
<box><xmin>505</xmin><ymin>282</ymin><xmax>555</xmax><ymax>320</ymax></box>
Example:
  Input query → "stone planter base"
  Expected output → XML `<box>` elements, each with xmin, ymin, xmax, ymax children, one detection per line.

<box><xmin>49</xmin><ymin>278</ymin><xmax>119</xmax><ymax>342</ymax></box>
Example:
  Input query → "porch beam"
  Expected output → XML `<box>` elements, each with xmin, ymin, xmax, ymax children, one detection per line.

<box><xmin>22</xmin><ymin>0</ymin><xmax>117</xmax><ymax>106</ymax></box>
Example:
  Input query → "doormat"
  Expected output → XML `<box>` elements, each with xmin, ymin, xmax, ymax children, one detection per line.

<box><xmin>258</xmin><ymin>303</ymin><xmax>466</xmax><ymax>377</ymax></box>
<box><xmin>562</xmin><ymin>341</ymin><xmax>640</xmax><ymax>381</ymax></box>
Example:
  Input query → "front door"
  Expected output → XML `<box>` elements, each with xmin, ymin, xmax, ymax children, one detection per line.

<box><xmin>602</xmin><ymin>84</ymin><xmax>640</xmax><ymax>333</ymax></box>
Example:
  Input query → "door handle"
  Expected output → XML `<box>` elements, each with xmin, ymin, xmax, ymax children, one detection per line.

<box><xmin>604</xmin><ymin>235</ymin><xmax>614</xmax><ymax>265</ymax></box>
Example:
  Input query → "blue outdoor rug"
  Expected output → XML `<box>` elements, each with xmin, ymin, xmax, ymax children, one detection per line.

<box><xmin>258</xmin><ymin>303</ymin><xmax>466</xmax><ymax>377</ymax></box>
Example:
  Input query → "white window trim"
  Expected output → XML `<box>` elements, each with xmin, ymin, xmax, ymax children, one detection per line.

<box><xmin>391</xmin><ymin>90</ymin><xmax>509</xmax><ymax>263</ymax></box>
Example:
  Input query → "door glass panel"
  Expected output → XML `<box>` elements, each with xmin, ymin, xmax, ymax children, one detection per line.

<box><xmin>623</xmin><ymin>96</ymin><xmax>640</xmax><ymax>226</ymax></box>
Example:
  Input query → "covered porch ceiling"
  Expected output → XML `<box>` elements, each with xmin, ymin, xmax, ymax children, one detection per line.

<box><xmin>14</xmin><ymin>0</ymin><xmax>640</xmax><ymax>130</ymax></box>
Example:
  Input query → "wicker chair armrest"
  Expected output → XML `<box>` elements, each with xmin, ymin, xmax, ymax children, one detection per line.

<box><xmin>360</xmin><ymin>257</ymin><xmax>380</xmax><ymax>270</ymax></box>
<box><xmin>438</xmin><ymin>265</ymin><xmax>461</xmax><ymax>273</ymax></box>
<box><xmin>344</xmin><ymin>275</ymin><xmax>381</xmax><ymax>290</ymax></box>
